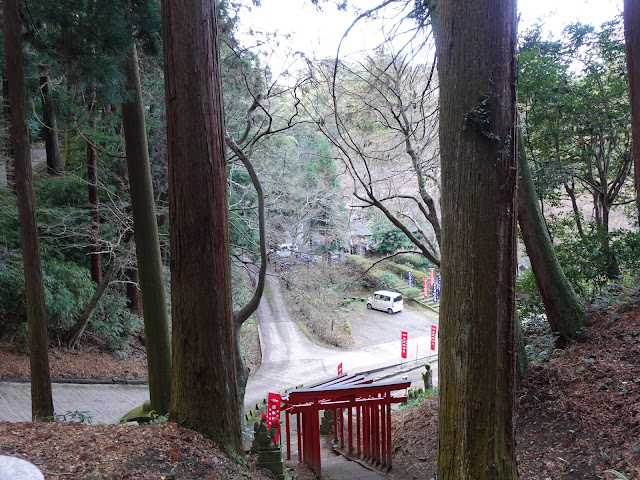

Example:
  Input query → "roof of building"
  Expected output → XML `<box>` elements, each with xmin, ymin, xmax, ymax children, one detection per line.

<box><xmin>350</xmin><ymin>219</ymin><xmax>372</xmax><ymax>237</ymax></box>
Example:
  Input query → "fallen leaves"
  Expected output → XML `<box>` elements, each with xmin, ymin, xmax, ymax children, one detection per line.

<box><xmin>0</xmin><ymin>422</ymin><xmax>270</xmax><ymax>480</ymax></box>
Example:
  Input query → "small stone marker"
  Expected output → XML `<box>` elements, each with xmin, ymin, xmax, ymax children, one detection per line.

<box><xmin>0</xmin><ymin>456</ymin><xmax>45</xmax><ymax>480</ymax></box>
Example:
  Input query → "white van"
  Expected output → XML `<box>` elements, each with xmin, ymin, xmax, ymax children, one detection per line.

<box><xmin>366</xmin><ymin>290</ymin><xmax>403</xmax><ymax>314</ymax></box>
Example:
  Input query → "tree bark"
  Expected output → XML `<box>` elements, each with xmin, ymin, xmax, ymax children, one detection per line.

<box><xmin>162</xmin><ymin>0</ymin><xmax>242</xmax><ymax>452</ymax></box>
<box><xmin>436</xmin><ymin>0</ymin><xmax>518</xmax><ymax>477</ymax></box>
<box><xmin>2</xmin><ymin>75</ymin><xmax>15</xmax><ymax>191</ymax></box>
<box><xmin>3</xmin><ymin>0</ymin><xmax>54</xmax><ymax>421</ymax></box>
<box><xmin>87</xmin><ymin>115</ymin><xmax>102</xmax><ymax>284</ymax></box>
<box><xmin>122</xmin><ymin>42</ymin><xmax>172</xmax><ymax>415</ymax></box>
<box><xmin>39</xmin><ymin>73</ymin><xmax>62</xmax><ymax>175</ymax></box>
<box><xmin>517</xmin><ymin>131</ymin><xmax>586</xmax><ymax>339</ymax></box>
<box><xmin>624</xmin><ymin>0</ymin><xmax>640</xmax><ymax>225</ymax></box>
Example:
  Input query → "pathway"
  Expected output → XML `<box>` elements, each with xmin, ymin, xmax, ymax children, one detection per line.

<box><xmin>0</xmin><ymin>149</ymin><xmax>46</xmax><ymax>187</ymax></box>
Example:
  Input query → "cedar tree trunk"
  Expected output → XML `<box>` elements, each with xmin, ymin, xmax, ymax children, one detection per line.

<box><xmin>162</xmin><ymin>0</ymin><xmax>242</xmax><ymax>452</ymax></box>
<box><xmin>436</xmin><ymin>0</ymin><xmax>519</xmax><ymax>478</ymax></box>
<box><xmin>122</xmin><ymin>43</ymin><xmax>172</xmax><ymax>415</ymax></box>
<box><xmin>86</xmin><ymin>115</ymin><xmax>102</xmax><ymax>284</ymax></box>
<box><xmin>3</xmin><ymin>0</ymin><xmax>54</xmax><ymax>421</ymax></box>
<box><xmin>517</xmin><ymin>131</ymin><xmax>586</xmax><ymax>339</ymax></box>
<box><xmin>40</xmin><ymin>74</ymin><xmax>61</xmax><ymax>175</ymax></box>
<box><xmin>624</xmin><ymin>0</ymin><xmax>640</xmax><ymax>225</ymax></box>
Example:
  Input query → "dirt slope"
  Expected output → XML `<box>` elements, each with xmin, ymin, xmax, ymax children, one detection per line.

<box><xmin>390</xmin><ymin>302</ymin><xmax>640</xmax><ymax>479</ymax></box>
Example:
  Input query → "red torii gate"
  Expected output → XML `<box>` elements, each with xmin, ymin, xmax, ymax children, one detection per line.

<box><xmin>280</xmin><ymin>374</ymin><xmax>411</xmax><ymax>479</ymax></box>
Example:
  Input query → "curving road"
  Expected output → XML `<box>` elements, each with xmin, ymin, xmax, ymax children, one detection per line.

<box><xmin>243</xmin><ymin>269</ymin><xmax>439</xmax><ymax>410</ymax></box>
<box><xmin>0</xmin><ymin>265</ymin><xmax>439</xmax><ymax>422</ymax></box>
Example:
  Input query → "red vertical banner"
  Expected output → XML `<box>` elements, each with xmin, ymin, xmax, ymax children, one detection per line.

<box><xmin>423</xmin><ymin>277</ymin><xmax>428</xmax><ymax>297</ymax></box>
<box><xmin>401</xmin><ymin>331</ymin><xmax>408</xmax><ymax>359</ymax></box>
<box><xmin>337</xmin><ymin>362</ymin><xmax>343</xmax><ymax>375</ymax></box>
<box><xmin>267</xmin><ymin>392</ymin><xmax>281</xmax><ymax>442</ymax></box>
<box><xmin>430</xmin><ymin>325</ymin><xmax>437</xmax><ymax>351</ymax></box>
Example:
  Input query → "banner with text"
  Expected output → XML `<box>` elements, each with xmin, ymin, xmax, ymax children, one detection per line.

<box><xmin>401</xmin><ymin>331</ymin><xmax>408</xmax><ymax>359</ymax></box>
<box><xmin>267</xmin><ymin>392</ymin><xmax>281</xmax><ymax>431</ymax></box>
<box><xmin>430</xmin><ymin>325</ymin><xmax>437</xmax><ymax>351</ymax></box>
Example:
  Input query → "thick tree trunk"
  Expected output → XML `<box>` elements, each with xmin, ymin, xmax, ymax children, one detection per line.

<box><xmin>162</xmin><ymin>0</ymin><xmax>242</xmax><ymax>452</ymax></box>
<box><xmin>39</xmin><ymin>74</ymin><xmax>62</xmax><ymax>175</ymax></box>
<box><xmin>517</xmin><ymin>132</ymin><xmax>586</xmax><ymax>339</ymax></box>
<box><xmin>122</xmin><ymin>43</ymin><xmax>172</xmax><ymax>415</ymax></box>
<box><xmin>624</xmin><ymin>0</ymin><xmax>640</xmax><ymax>225</ymax></box>
<box><xmin>87</xmin><ymin>115</ymin><xmax>102</xmax><ymax>284</ymax></box>
<box><xmin>436</xmin><ymin>0</ymin><xmax>519</xmax><ymax>478</ymax></box>
<box><xmin>3</xmin><ymin>0</ymin><xmax>54</xmax><ymax>421</ymax></box>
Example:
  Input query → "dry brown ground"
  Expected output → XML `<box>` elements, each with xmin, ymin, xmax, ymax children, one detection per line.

<box><xmin>0</xmin><ymin>421</ymin><xmax>271</xmax><ymax>480</ymax></box>
<box><xmin>1</xmin><ymin>301</ymin><xmax>639</xmax><ymax>479</ymax></box>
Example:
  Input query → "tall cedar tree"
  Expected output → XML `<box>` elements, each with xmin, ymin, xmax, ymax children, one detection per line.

<box><xmin>3</xmin><ymin>0</ymin><xmax>54</xmax><ymax>420</ymax></box>
<box><xmin>624</xmin><ymin>0</ymin><xmax>640</xmax><ymax>225</ymax></box>
<box><xmin>86</xmin><ymin>114</ymin><xmax>102</xmax><ymax>285</ymax></box>
<box><xmin>162</xmin><ymin>0</ymin><xmax>242</xmax><ymax>452</ymax></box>
<box><xmin>517</xmin><ymin>130</ymin><xmax>586</xmax><ymax>339</ymax></box>
<box><xmin>39</xmin><ymin>73</ymin><xmax>62</xmax><ymax>175</ymax></box>
<box><xmin>436</xmin><ymin>0</ymin><xmax>519</xmax><ymax>478</ymax></box>
<box><xmin>121</xmin><ymin>42</ymin><xmax>172</xmax><ymax>415</ymax></box>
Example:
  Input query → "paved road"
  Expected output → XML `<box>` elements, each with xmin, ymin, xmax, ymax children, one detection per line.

<box><xmin>243</xmin><ymin>271</ymin><xmax>439</xmax><ymax>410</ymax></box>
<box><xmin>0</xmin><ymin>149</ymin><xmax>46</xmax><ymax>187</ymax></box>
<box><xmin>0</xmin><ymin>270</ymin><xmax>439</xmax><ymax>424</ymax></box>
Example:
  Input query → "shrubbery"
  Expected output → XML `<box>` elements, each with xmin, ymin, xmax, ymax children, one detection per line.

<box><xmin>0</xmin><ymin>255</ymin><xmax>140</xmax><ymax>353</ymax></box>
<box><xmin>555</xmin><ymin>228</ymin><xmax>640</xmax><ymax>300</ymax></box>
<box><xmin>0</xmin><ymin>174</ymin><xmax>146</xmax><ymax>354</ymax></box>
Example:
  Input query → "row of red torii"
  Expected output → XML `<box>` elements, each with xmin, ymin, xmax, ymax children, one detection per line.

<box><xmin>279</xmin><ymin>373</ymin><xmax>411</xmax><ymax>479</ymax></box>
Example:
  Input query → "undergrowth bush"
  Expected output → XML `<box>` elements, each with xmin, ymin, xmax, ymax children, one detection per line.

<box><xmin>393</xmin><ymin>254</ymin><xmax>435</xmax><ymax>271</ymax></box>
<box><xmin>90</xmin><ymin>288</ymin><xmax>141</xmax><ymax>354</ymax></box>
<box><xmin>0</xmin><ymin>256</ymin><xmax>141</xmax><ymax>353</ymax></box>
<box><xmin>516</xmin><ymin>266</ymin><xmax>545</xmax><ymax>321</ymax></box>
<box><xmin>555</xmin><ymin>227</ymin><xmax>640</xmax><ymax>300</ymax></box>
<box><xmin>0</xmin><ymin>258</ymin><xmax>94</xmax><ymax>335</ymax></box>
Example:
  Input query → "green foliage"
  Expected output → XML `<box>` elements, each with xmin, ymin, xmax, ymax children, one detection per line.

<box><xmin>91</xmin><ymin>290</ymin><xmax>142</xmax><ymax>353</ymax></box>
<box><xmin>463</xmin><ymin>92</ymin><xmax>500</xmax><ymax>141</ymax></box>
<box><xmin>516</xmin><ymin>267</ymin><xmax>545</xmax><ymax>321</ymax></box>
<box><xmin>394</xmin><ymin>253</ymin><xmax>436</xmax><ymax>271</ymax></box>
<box><xmin>141</xmin><ymin>412</ymin><xmax>169</xmax><ymax>425</ymax></box>
<box><xmin>0</xmin><ymin>256</ymin><xmax>139</xmax><ymax>352</ymax></box>
<box><xmin>377</xmin><ymin>271</ymin><xmax>401</xmax><ymax>290</ymax></box>
<box><xmin>519</xmin><ymin>19</ymin><xmax>633</xmax><ymax>240</ymax></box>
<box><xmin>0</xmin><ymin>262</ymin><xmax>27</xmax><ymax>332</ymax></box>
<box><xmin>42</xmin><ymin>258</ymin><xmax>95</xmax><ymax>332</ymax></box>
<box><xmin>0</xmin><ymin>258</ymin><xmax>93</xmax><ymax>334</ymax></box>
<box><xmin>0</xmin><ymin>191</ymin><xmax>21</xmax><ymax>251</ymax></box>
<box><xmin>385</xmin><ymin>261</ymin><xmax>432</xmax><ymax>286</ymax></box>
<box><xmin>51</xmin><ymin>410</ymin><xmax>94</xmax><ymax>424</ymax></box>
<box><xmin>555</xmin><ymin>227</ymin><xmax>640</xmax><ymax>299</ymax></box>
<box><xmin>371</xmin><ymin>217</ymin><xmax>415</xmax><ymax>254</ymax></box>
<box><xmin>35</xmin><ymin>175</ymin><xmax>87</xmax><ymax>208</ymax></box>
